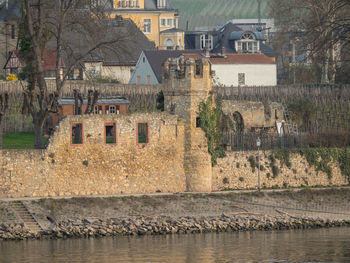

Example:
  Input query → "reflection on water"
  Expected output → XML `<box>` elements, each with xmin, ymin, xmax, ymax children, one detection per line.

<box><xmin>0</xmin><ymin>227</ymin><xmax>350</xmax><ymax>263</ymax></box>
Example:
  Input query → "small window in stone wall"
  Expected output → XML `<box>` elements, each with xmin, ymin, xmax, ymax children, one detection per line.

<box><xmin>72</xmin><ymin>123</ymin><xmax>83</xmax><ymax>144</ymax></box>
<box><xmin>137</xmin><ymin>122</ymin><xmax>149</xmax><ymax>144</ymax></box>
<box><xmin>196</xmin><ymin>117</ymin><xmax>201</xmax><ymax>128</ymax></box>
<box><xmin>109</xmin><ymin>105</ymin><xmax>116</xmax><ymax>114</ymax></box>
<box><xmin>238</xmin><ymin>73</ymin><xmax>245</xmax><ymax>85</ymax></box>
<box><xmin>105</xmin><ymin>123</ymin><xmax>117</xmax><ymax>144</ymax></box>
<box><xmin>195</xmin><ymin>59</ymin><xmax>203</xmax><ymax>76</ymax></box>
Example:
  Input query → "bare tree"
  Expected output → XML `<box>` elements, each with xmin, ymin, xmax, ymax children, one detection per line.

<box><xmin>0</xmin><ymin>93</ymin><xmax>8</xmax><ymax>148</ymax></box>
<box><xmin>21</xmin><ymin>0</ymin><xmax>138</xmax><ymax>148</ymax></box>
<box><xmin>270</xmin><ymin>0</ymin><xmax>350</xmax><ymax>84</ymax></box>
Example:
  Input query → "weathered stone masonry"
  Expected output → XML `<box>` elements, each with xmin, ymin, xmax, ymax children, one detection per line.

<box><xmin>0</xmin><ymin>113</ymin><xmax>186</xmax><ymax>197</ymax></box>
<box><xmin>212</xmin><ymin>151</ymin><xmax>348</xmax><ymax>191</ymax></box>
<box><xmin>0</xmin><ymin>57</ymin><xmax>348</xmax><ymax>198</ymax></box>
<box><xmin>0</xmin><ymin>57</ymin><xmax>212</xmax><ymax>198</ymax></box>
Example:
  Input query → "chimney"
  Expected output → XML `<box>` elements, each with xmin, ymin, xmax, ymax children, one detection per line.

<box><xmin>221</xmin><ymin>46</ymin><xmax>226</xmax><ymax>57</ymax></box>
<box><xmin>205</xmin><ymin>47</ymin><xmax>210</xmax><ymax>58</ymax></box>
<box><xmin>6</xmin><ymin>0</ymin><xmax>8</xmax><ymax>9</ymax></box>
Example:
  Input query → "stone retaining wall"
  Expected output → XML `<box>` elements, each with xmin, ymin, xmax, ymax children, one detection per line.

<box><xmin>213</xmin><ymin>151</ymin><xmax>348</xmax><ymax>191</ymax></box>
<box><xmin>0</xmin><ymin>113</ymin><xmax>186</xmax><ymax>197</ymax></box>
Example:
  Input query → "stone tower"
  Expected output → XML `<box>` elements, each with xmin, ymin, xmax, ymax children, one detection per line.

<box><xmin>162</xmin><ymin>57</ymin><xmax>213</xmax><ymax>192</ymax></box>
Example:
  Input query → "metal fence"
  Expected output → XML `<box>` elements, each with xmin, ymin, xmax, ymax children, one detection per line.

<box><xmin>221</xmin><ymin>131</ymin><xmax>350</xmax><ymax>151</ymax></box>
<box><xmin>1</xmin><ymin>114</ymin><xmax>34</xmax><ymax>133</ymax></box>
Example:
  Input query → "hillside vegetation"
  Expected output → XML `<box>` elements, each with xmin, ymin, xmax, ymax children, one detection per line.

<box><xmin>170</xmin><ymin>0</ymin><xmax>271</xmax><ymax>30</ymax></box>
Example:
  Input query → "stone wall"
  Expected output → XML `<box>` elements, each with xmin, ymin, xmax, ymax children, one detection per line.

<box><xmin>0</xmin><ymin>57</ymin><xmax>347</xmax><ymax>199</ymax></box>
<box><xmin>212</xmin><ymin>151</ymin><xmax>348</xmax><ymax>190</ymax></box>
<box><xmin>0</xmin><ymin>113</ymin><xmax>186</xmax><ymax>198</ymax></box>
<box><xmin>221</xmin><ymin>100</ymin><xmax>284</xmax><ymax>130</ymax></box>
<box><xmin>0</xmin><ymin>57</ymin><xmax>214</xmax><ymax>198</ymax></box>
<box><xmin>163</xmin><ymin>57</ymin><xmax>213</xmax><ymax>192</ymax></box>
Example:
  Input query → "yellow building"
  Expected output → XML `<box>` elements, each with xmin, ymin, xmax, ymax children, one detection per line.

<box><xmin>109</xmin><ymin>0</ymin><xmax>184</xmax><ymax>50</ymax></box>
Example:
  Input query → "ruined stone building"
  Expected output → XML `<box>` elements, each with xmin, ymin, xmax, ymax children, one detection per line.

<box><xmin>0</xmin><ymin>57</ymin><xmax>213</xmax><ymax>197</ymax></box>
<box><xmin>0</xmin><ymin>57</ymin><xmax>346</xmax><ymax>198</ymax></box>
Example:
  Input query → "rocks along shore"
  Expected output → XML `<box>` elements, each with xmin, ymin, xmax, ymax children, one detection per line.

<box><xmin>1</xmin><ymin>214</ymin><xmax>349</xmax><ymax>241</ymax></box>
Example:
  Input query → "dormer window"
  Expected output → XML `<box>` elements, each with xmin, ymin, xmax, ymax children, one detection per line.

<box><xmin>200</xmin><ymin>34</ymin><xmax>213</xmax><ymax>50</ymax></box>
<box><xmin>236</xmin><ymin>32</ymin><xmax>259</xmax><ymax>53</ymax></box>
<box><xmin>117</xmin><ymin>0</ymin><xmax>134</xmax><ymax>8</ymax></box>
<box><xmin>157</xmin><ymin>0</ymin><xmax>167</xmax><ymax>8</ymax></box>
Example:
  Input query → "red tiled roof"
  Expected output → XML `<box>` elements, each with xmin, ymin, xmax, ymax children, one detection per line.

<box><xmin>5</xmin><ymin>49</ymin><xmax>64</xmax><ymax>70</ymax></box>
<box><xmin>182</xmin><ymin>53</ymin><xmax>276</xmax><ymax>64</ymax></box>
<box><xmin>41</xmin><ymin>50</ymin><xmax>65</xmax><ymax>70</ymax></box>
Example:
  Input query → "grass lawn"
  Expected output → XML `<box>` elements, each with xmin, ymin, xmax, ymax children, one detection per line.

<box><xmin>2</xmin><ymin>132</ymin><xmax>47</xmax><ymax>149</ymax></box>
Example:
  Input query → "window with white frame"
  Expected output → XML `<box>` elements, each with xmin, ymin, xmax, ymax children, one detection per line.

<box><xmin>133</xmin><ymin>0</ymin><xmax>138</xmax><ymax>7</ymax></box>
<box><xmin>166</xmin><ymin>39</ymin><xmax>174</xmax><ymax>50</ymax></box>
<box><xmin>125</xmin><ymin>0</ymin><xmax>131</xmax><ymax>7</ymax></box>
<box><xmin>143</xmin><ymin>19</ymin><xmax>151</xmax><ymax>33</ymax></box>
<box><xmin>157</xmin><ymin>0</ymin><xmax>166</xmax><ymax>8</ymax></box>
<box><xmin>167</xmin><ymin>18</ymin><xmax>173</xmax><ymax>27</ymax></box>
<box><xmin>160</xmin><ymin>18</ymin><xmax>166</xmax><ymax>27</ymax></box>
<box><xmin>236</xmin><ymin>32</ymin><xmax>259</xmax><ymax>53</ymax></box>
<box><xmin>200</xmin><ymin>34</ymin><xmax>213</xmax><ymax>50</ymax></box>
<box><xmin>109</xmin><ymin>105</ymin><xmax>116</xmax><ymax>114</ymax></box>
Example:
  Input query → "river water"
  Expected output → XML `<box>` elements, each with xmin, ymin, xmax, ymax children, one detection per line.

<box><xmin>0</xmin><ymin>227</ymin><xmax>349</xmax><ymax>263</ymax></box>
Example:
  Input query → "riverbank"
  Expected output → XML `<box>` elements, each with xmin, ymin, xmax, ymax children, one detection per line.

<box><xmin>1</xmin><ymin>188</ymin><xmax>350</xmax><ymax>241</ymax></box>
<box><xmin>1</xmin><ymin>214</ymin><xmax>350</xmax><ymax>241</ymax></box>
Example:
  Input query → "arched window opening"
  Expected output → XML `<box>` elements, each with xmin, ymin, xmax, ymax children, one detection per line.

<box><xmin>236</xmin><ymin>32</ymin><xmax>259</xmax><ymax>53</ymax></box>
<box><xmin>166</xmin><ymin>39</ymin><xmax>174</xmax><ymax>50</ymax></box>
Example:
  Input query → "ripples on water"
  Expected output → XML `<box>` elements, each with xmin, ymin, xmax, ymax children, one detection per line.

<box><xmin>0</xmin><ymin>227</ymin><xmax>350</xmax><ymax>263</ymax></box>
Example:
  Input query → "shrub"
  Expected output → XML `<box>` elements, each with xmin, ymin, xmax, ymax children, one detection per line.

<box><xmin>301</xmin><ymin>148</ymin><xmax>333</xmax><ymax>179</ymax></box>
<box><xmin>248</xmin><ymin>155</ymin><xmax>256</xmax><ymax>169</ymax></box>
<box><xmin>239</xmin><ymin>177</ymin><xmax>244</xmax><ymax>182</ymax></box>
<box><xmin>274</xmin><ymin>149</ymin><xmax>292</xmax><ymax>168</ymax></box>
<box><xmin>7</xmin><ymin>74</ymin><xmax>18</xmax><ymax>81</ymax></box>
<box><xmin>287</xmin><ymin>98</ymin><xmax>317</xmax><ymax>130</ymax></box>
<box><xmin>272</xmin><ymin>165</ymin><xmax>279</xmax><ymax>178</ymax></box>
<box><xmin>156</xmin><ymin>91</ymin><xmax>164</xmax><ymax>111</ymax></box>
<box><xmin>222</xmin><ymin>177</ymin><xmax>229</xmax><ymax>184</ymax></box>
<box><xmin>339</xmin><ymin>147</ymin><xmax>350</xmax><ymax>183</ymax></box>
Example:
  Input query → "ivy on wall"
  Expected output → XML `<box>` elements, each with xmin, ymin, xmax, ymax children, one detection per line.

<box><xmin>272</xmin><ymin>147</ymin><xmax>350</xmax><ymax>182</ymax></box>
<box><xmin>198</xmin><ymin>96</ymin><xmax>225</xmax><ymax>165</ymax></box>
<box><xmin>156</xmin><ymin>91</ymin><xmax>164</xmax><ymax>111</ymax></box>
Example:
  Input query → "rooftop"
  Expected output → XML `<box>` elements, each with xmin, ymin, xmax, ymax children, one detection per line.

<box><xmin>182</xmin><ymin>53</ymin><xmax>276</xmax><ymax>64</ymax></box>
<box><xmin>59</xmin><ymin>96</ymin><xmax>129</xmax><ymax>105</ymax></box>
